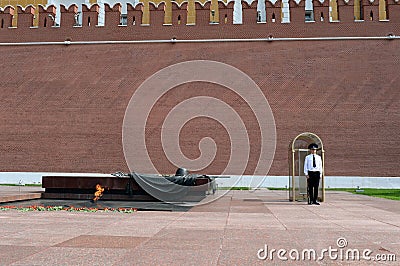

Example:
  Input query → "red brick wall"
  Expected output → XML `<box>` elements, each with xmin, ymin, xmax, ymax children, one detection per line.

<box><xmin>0</xmin><ymin>41</ymin><xmax>399</xmax><ymax>176</ymax></box>
<box><xmin>289</xmin><ymin>0</ymin><xmax>306</xmax><ymax>23</ymax></box>
<box><xmin>0</xmin><ymin>2</ymin><xmax>400</xmax><ymax>177</ymax></box>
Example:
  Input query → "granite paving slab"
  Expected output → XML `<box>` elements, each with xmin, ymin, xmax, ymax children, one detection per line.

<box><xmin>55</xmin><ymin>235</ymin><xmax>149</xmax><ymax>249</ymax></box>
<box><xmin>0</xmin><ymin>187</ymin><xmax>398</xmax><ymax>265</ymax></box>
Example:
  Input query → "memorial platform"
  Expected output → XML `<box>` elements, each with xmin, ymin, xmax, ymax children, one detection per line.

<box><xmin>41</xmin><ymin>173</ymin><xmax>214</xmax><ymax>202</ymax></box>
<box><xmin>0</xmin><ymin>185</ymin><xmax>43</xmax><ymax>204</ymax></box>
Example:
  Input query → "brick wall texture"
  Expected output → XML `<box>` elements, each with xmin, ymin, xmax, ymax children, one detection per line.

<box><xmin>0</xmin><ymin>1</ymin><xmax>400</xmax><ymax>177</ymax></box>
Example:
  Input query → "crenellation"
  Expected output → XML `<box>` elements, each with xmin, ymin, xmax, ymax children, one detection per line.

<box><xmin>312</xmin><ymin>0</ymin><xmax>329</xmax><ymax>22</ymax></box>
<box><xmin>0</xmin><ymin>6</ymin><xmax>15</xmax><ymax>29</ymax></box>
<box><xmin>288</xmin><ymin>0</ymin><xmax>305</xmax><ymax>7</ymax></box>
<box><xmin>60</xmin><ymin>4</ymin><xmax>79</xmax><ymax>27</ymax></box>
<box><xmin>149</xmin><ymin>2</ymin><xmax>165</xmax><ymax>26</ymax></box>
<box><xmin>266</xmin><ymin>0</ymin><xmax>281</xmax><ymax>23</ymax></box>
<box><xmin>361</xmin><ymin>0</ymin><xmax>379</xmax><ymax>22</ymax></box>
<box><xmin>127</xmin><ymin>3</ymin><xmax>143</xmax><ymax>26</ymax></box>
<box><xmin>38</xmin><ymin>5</ymin><xmax>56</xmax><ymax>28</ymax></box>
<box><xmin>288</xmin><ymin>0</ymin><xmax>306</xmax><ymax>23</ymax></box>
<box><xmin>104</xmin><ymin>3</ymin><xmax>122</xmax><ymax>27</ymax></box>
<box><xmin>195</xmin><ymin>1</ymin><xmax>212</xmax><ymax>25</ymax></box>
<box><xmin>218</xmin><ymin>2</ymin><xmax>234</xmax><ymax>24</ymax></box>
<box><xmin>16</xmin><ymin>5</ymin><xmax>35</xmax><ymax>28</ymax></box>
<box><xmin>241</xmin><ymin>0</ymin><xmax>258</xmax><ymax>24</ymax></box>
<box><xmin>388</xmin><ymin>0</ymin><xmax>400</xmax><ymax>22</ymax></box>
<box><xmin>0</xmin><ymin>0</ymin><xmax>399</xmax><ymax>39</ymax></box>
<box><xmin>81</xmin><ymin>4</ymin><xmax>99</xmax><ymax>27</ymax></box>
<box><xmin>337</xmin><ymin>0</ymin><xmax>355</xmax><ymax>22</ymax></box>
<box><xmin>171</xmin><ymin>2</ymin><xmax>188</xmax><ymax>25</ymax></box>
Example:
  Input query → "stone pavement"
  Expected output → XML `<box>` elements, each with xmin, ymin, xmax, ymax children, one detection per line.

<box><xmin>0</xmin><ymin>187</ymin><xmax>399</xmax><ymax>265</ymax></box>
<box><xmin>0</xmin><ymin>186</ymin><xmax>43</xmax><ymax>203</ymax></box>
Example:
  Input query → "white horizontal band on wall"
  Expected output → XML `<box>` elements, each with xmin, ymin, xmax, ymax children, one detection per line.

<box><xmin>1</xmin><ymin>172</ymin><xmax>400</xmax><ymax>188</ymax></box>
<box><xmin>0</xmin><ymin>35</ymin><xmax>399</xmax><ymax>46</ymax></box>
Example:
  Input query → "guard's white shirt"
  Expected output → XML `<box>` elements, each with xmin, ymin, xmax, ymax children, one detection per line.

<box><xmin>304</xmin><ymin>153</ymin><xmax>322</xmax><ymax>177</ymax></box>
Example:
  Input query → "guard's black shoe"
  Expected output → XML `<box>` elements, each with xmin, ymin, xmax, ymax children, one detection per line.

<box><xmin>313</xmin><ymin>202</ymin><xmax>320</xmax><ymax>205</ymax></box>
<box><xmin>308</xmin><ymin>202</ymin><xmax>312</xmax><ymax>205</ymax></box>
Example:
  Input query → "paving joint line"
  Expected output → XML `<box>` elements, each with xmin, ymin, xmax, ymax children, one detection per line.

<box><xmin>215</xmin><ymin>193</ymin><xmax>233</xmax><ymax>266</ymax></box>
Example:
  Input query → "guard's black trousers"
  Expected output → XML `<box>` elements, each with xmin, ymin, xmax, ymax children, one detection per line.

<box><xmin>308</xmin><ymin>171</ymin><xmax>320</xmax><ymax>203</ymax></box>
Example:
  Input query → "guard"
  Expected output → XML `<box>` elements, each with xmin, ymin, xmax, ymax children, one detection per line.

<box><xmin>304</xmin><ymin>143</ymin><xmax>323</xmax><ymax>205</ymax></box>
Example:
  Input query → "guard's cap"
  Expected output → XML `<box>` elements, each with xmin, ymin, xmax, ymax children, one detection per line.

<box><xmin>308</xmin><ymin>143</ymin><xmax>318</xmax><ymax>150</ymax></box>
